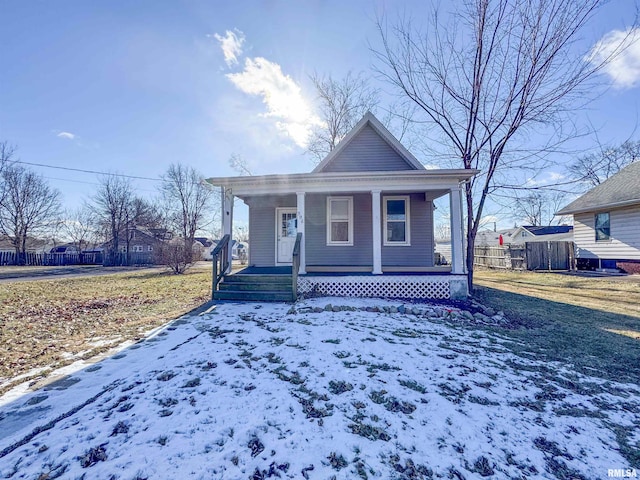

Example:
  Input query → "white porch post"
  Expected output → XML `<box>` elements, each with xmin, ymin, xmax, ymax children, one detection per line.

<box><xmin>296</xmin><ymin>191</ymin><xmax>306</xmax><ymax>274</ymax></box>
<box><xmin>449</xmin><ymin>186</ymin><xmax>465</xmax><ymax>274</ymax></box>
<box><xmin>223</xmin><ymin>187</ymin><xmax>234</xmax><ymax>273</ymax></box>
<box><xmin>371</xmin><ymin>189</ymin><xmax>382</xmax><ymax>274</ymax></box>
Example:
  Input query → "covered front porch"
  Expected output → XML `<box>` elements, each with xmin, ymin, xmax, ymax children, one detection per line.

<box><xmin>216</xmin><ymin>266</ymin><xmax>467</xmax><ymax>301</ymax></box>
<box><xmin>207</xmin><ymin>171</ymin><xmax>473</xmax><ymax>301</ymax></box>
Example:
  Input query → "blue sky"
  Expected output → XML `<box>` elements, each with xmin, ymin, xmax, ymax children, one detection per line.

<box><xmin>1</xmin><ymin>1</ymin><xmax>639</xmax><ymax>230</ymax></box>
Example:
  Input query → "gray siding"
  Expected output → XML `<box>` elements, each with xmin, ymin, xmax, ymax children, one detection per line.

<box><xmin>305</xmin><ymin>193</ymin><xmax>373</xmax><ymax>266</ymax></box>
<box><xmin>246</xmin><ymin>192</ymin><xmax>435</xmax><ymax>268</ymax></box>
<box><xmin>247</xmin><ymin>195</ymin><xmax>295</xmax><ymax>267</ymax></box>
<box><xmin>574</xmin><ymin>207</ymin><xmax>640</xmax><ymax>260</ymax></box>
<box><xmin>381</xmin><ymin>193</ymin><xmax>434</xmax><ymax>267</ymax></box>
<box><xmin>321</xmin><ymin>125</ymin><xmax>417</xmax><ymax>172</ymax></box>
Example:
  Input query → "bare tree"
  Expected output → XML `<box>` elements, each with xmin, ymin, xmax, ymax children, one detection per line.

<box><xmin>0</xmin><ymin>142</ymin><xmax>16</xmax><ymax>206</ymax></box>
<box><xmin>229</xmin><ymin>153</ymin><xmax>253</xmax><ymax>176</ymax></box>
<box><xmin>161</xmin><ymin>164</ymin><xmax>215</xmax><ymax>272</ymax></box>
<box><xmin>0</xmin><ymin>165</ymin><xmax>61</xmax><ymax>259</ymax></box>
<box><xmin>92</xmin><ymin>174</ymin><xmax>135</xmax><ymax>263</ymax></box>
<box><xmin>59</xmin><ymin>206</ymin><xmax>97</xmax><ymax>251</ymax></box>
<box><xmin>307</xmin><ymin>71</ymin><xmax>380</xmax><ymax>162</ymax></box>
<box><xmin>375</xmin><ymin>0</ymin><xmax>634</xmax><ymax>291</ymax></box>
<box><xmin>568</xmin><ymin>139</ymin><xmax>640</xmax><ymax>188</ymax></box>
<box><xmin>0</xmin><ymin>142</ymin><xmax>15</xmax><ymax>176</ymax></box>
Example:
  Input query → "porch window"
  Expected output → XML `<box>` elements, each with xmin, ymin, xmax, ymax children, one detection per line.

<box><xmin>384</xmin><ymin>196</ymin><xmax>410</xmax><ymax>246</ymax></box>
<box><xmin>327</xmin><ymin>196</ymin><xmax>353</xmax><ymax>246</ymax></box>
<box><xmin>595</xmin><ymin>212</ymin><xmax>610</xmax><ymax>241</ymax></box>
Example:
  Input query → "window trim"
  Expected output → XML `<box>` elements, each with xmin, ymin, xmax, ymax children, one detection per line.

<box><xmin>383</xmin><ymin>195</ymin><xmax>411</xmax><ymax>246</ymax></box>
<box><xmin>595</xmin><ymin>212</ymin><xmax>611</xmax><ymax>242</ymax></box>
<box><xmin>326</xmin><ymin>196</ymin><xmax>354</xmax><ymax>246</ymax></box>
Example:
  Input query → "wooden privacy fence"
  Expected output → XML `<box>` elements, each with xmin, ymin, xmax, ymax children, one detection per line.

<box><xmin>0</xmin><ymin>251</ymin><xmax>155</xmax><ymax>267</ymax></box>
<box><xmin>0</xmin><ymin>251</ymin><xmax>103</xmax><ymax>266</ymax></box>
<box><xmin>474</xmin><ymin>241</ymin><xmax>575</xmax><ymax>271</ymax></box>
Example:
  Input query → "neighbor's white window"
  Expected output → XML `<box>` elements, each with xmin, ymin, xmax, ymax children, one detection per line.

<box><xmin>147</xmin><ymin>245</ymin><xmax>153</xmax><ymax>252</ymax></box>
<box><xmin>327</xmin><ymin>196</ymin><xmax>353</xmax><ymax>246</ymax></box>
<box><xmin>384</xmin><ymin>196</ymin><xmax>410</xmax><ymax>246</ymax></box>
<box><xmin>132</xmin><ymin>245</ymin><xmax>144</xmax><ymax>252</ymax></box>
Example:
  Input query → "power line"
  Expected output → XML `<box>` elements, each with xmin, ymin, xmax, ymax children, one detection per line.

<box><xmin>14</xmin><ymin>160</ymin><xmax>163</xmax><ymax>182</ymax></box>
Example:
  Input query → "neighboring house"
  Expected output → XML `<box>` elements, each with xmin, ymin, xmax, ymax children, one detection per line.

<box><xmin>476</xmin><ymin>228</ymin><xmax>519</xmax><ymax>246</ymax></box>
<box><xmin>0</xmin><ymin>235</ymin><xmax>52</xmax><ymax>254</ymax></box>
<box><xmin>557</xmin><ymin>161</ymin><xmax>640</xmax><ymax>272</ymax></box>
<box><xmin>476</xmin><ymin>225</ymin><xmax>573</xmax><ymax>246</ymax></box>
<box><xmin>101</xmin><ymin>228</ymin><xmax>167</xmax><ymax>254</ymax></box>
<box><xmin>195</xmin><ymin>237</ymin><xmax>216</xmax><ymax>260</ymax></box>
<box><xmin>206</xmin><ymin>112</ymin><xmax>478</xmax><ymax>301</ymax></box>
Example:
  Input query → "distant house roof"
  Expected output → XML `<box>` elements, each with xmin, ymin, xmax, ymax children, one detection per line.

<box><xmin>522</xmin><ymin>225</ymin><xmax>573</xmax><ymax>236</ymax></box>
<box><xmin>194</xmin><ymin>237</ymin><xmax>214</xmax><ymax>248</ymax></box>
<box><xmin>557</xmin><ymin>161</ymin><xmax>640</xmax><ymax>215</ymax></box>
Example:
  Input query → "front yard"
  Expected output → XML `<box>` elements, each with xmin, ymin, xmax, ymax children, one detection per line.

<box><xmin>0</xmin><ymin>267</ymin><xmax>212</xmax><ymax>395</ymax></box>
<box><xmin>474</xmin><ymin>269</ymin><xmax>640</xmax><ymax>383</ymax></box>
<box><xmin>0</xmin><ymin>299</ymin><xmax>638</xmax><ymax>479</ymax></box>
<box><xmin>0</xmin><ymin>268</ymin><xmax>639</xmax><ymax>477</ymax></box>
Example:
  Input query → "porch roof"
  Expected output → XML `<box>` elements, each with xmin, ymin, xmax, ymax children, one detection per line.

<box><xmin>205</xmin><ymin>169</ymin><xmax>478</xmax><ymax>198</ymax></box>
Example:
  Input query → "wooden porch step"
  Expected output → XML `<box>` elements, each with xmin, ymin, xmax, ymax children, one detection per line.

<box><xmin>218</xmin><ymin>281</ymin><xmax>292</xmax><ymax>292</ymax></box>
<box><xmin>213</xmin><ymin>271</ymin><xmax>295</xmax><ymax>302</ymax></box>
<box><xmin>213</xmin><ymin>290</ymin><xmax>294</xmax><ymax>302</ymax></box>
<box><xmin>223</xmin><ymin>274</ymin><xmax>292</xmax><ymax>284</ymax></box>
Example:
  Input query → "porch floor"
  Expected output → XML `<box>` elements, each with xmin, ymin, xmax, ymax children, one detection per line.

<box><xmin>233</xmin><ymin>266</ymin><xmax>454</xmax><ymax>277</ymax></box>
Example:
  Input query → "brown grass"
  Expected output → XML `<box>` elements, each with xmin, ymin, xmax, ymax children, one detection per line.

<box><xmin>0</xmin><ymin>267</ymin><xmax>212</xmax><ymax>393</ymax></box>
<box><xmin>473</xmin><ymin>269</ymin><xmax>640</xmax><ymax>383</ymax></box>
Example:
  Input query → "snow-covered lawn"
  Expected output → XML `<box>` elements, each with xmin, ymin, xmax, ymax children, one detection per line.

<box><xmin>0</xmin><ymin>298</ymin><xmax>638</xmax><ymax>479</ymax></box>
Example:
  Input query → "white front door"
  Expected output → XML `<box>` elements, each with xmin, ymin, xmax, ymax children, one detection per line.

<box><xmin>276</xmin><ymin>208</ymin><xmax>297</xmax><ymax>264</ymax></box>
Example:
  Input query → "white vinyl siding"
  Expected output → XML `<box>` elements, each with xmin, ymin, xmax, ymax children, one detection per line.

<box><xmin>383</xmin><ymin>196</ymin><xmax>410</xmax><ymax>246</ymax></box>
<box><xmin>327</xmin><ymin>196</ymin><xmax>354</xmax><ymax>246</ymax></box>
<box><xmin>574</xmin><ymin>206</ymin><xmax>640</xmax><ymax>260</ymax></box>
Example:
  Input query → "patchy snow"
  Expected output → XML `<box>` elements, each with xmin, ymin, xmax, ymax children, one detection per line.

<box><xmin>0</xmin><ymin>298</ymin><xmax>638</xmax><ymax>479</ymax></box>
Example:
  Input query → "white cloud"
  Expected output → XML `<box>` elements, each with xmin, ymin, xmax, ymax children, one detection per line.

<box><xmin>213</xmin><ymin>29</ymin><xmax>245</xmax><ymax>67</ymax></box>
<box><xmin>56</xmin><ymin>131</ymin><xmax>76</xmax><ymax>140</ymax></box>
<box><xmin>588</xmin><ymin>27</ymin><xmax>640</xmax><ymax>89</ymax></box>
<box><xmin>227</xmin><ymin>57</ymin><xmax>321</xmax><ymax>148</ymax></box>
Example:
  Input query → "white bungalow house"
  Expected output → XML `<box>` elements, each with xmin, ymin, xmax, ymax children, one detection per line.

<box><xmin>557</xmin><ymin>161</ymin><xmax>640</xmax><ymax>272</ymax></box>
<box><xmin>206</xmin><ymin>112</ymin><xmax>477</xmax><ymax>301</ymax></box>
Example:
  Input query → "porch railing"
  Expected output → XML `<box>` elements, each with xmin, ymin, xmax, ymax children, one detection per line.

<box><xmin>211</xmin><ymin>234</ymin><xmax>230</xmax><ymax>299</ymax></box>
<box><xmin>291</xmin><ymin>233</ymin><xmax>302</xmax><ymax>301</ymax></box>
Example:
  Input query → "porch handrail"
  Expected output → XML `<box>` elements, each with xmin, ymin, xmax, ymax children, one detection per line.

<box><xmin>211</xmin><ymin>234</ymin><xmax>231</xmax><ymax>299</ymax></box>
<box><xmin>291</xmin><ymin>232</ymin><xmax>302</xmax><ymax>301</ymax></box>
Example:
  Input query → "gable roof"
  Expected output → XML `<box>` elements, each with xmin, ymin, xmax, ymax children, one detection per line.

<box><xmin>557</xmin><ymin>161</ymin><xmax>640</xmax><ymax>215</ymax></box>
<box><xmin>312</xmin><ymin>111</ymin><xmax>424</xmax><ymax>173</ymax></box>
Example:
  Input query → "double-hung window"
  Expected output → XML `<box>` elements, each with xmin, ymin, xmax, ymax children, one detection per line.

<box><xmin>595</xmin><ymin>212</ymin><xmax>610</xmax><ymax>241</ymax></box>
<box><xmin>327</xmin><ymin>196</ymin><xmax>353</xmax><ymax>246</ymax></box>
<box><xmin>384</xmin><ymin>196</ymin><xmax>410</xmax><ymax>246</ymax></box>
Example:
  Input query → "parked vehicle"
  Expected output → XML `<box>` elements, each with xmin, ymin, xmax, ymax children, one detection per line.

<box><xmin>49</xmin><ymin>246</ymin><xmax>80</xmax><ymax>254</ymax></box>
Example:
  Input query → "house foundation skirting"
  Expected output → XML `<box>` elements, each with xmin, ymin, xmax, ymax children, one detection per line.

<box><xmin>298</xmin><ymin>274</ymin><xmax>468</xmax><ymax>300</ymax></box>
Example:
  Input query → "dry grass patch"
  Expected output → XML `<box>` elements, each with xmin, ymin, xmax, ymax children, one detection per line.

<box><xmin>473</xmin><ymin>269</ymin><xmax>640</xmax><ymax>383</ymax></box>
<box><xmin>0</xmin><ymin>268</ymin><xmax>211</xmax><ymax>392</ymax></box>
